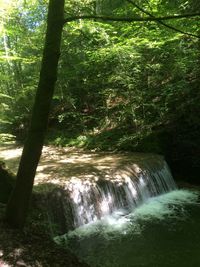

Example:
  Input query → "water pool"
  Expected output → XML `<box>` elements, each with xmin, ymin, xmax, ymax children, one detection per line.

<box><xmin>55</xmin><ymin>189</ymin><xmax>200</xmax><ymax>267</ymax></box>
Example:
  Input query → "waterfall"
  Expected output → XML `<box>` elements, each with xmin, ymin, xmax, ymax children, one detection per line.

<box><xmin>47</xmin><ymin>155</ymin><xmax>177</xmax><ymax>235</ymax></box>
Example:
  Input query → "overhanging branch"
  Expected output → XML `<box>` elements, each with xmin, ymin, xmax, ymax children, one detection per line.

<box><xmin>63</xmin><ymin>13</ymin><xmax>200</xmax><ymax>24</ymax></box>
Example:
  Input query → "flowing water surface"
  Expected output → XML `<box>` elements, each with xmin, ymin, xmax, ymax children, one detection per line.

<box><xmin>55</xmin><ymin>189</ymin><xmax>200</xmax><ymax>267</ymax></box>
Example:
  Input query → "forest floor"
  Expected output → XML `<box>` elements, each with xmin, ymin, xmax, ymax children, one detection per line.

<box><xmin>0</xmin><ymin>203</ymin><xmax>89</xmax><ymax>267</ymax></box>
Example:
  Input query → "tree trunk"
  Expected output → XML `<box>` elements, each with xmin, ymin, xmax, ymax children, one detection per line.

<box><xmin>6</xmin><ymin>0</ymin><xmax>65</xmax><ymax>228</ymax></box>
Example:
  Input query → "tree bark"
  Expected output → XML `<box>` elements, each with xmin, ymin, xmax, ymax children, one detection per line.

<box><xmin>6</xmin><ymin>0</ymin><xmax>65</xmax><ymax>228</ymax></box>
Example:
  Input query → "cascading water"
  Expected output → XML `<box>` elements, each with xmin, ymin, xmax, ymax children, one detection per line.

<box><xmin>47</xmin><ymin>152</ymin><xmax>200</xmax><ymax>267</ymax></box>
<box><xmin>47</xmin><ymin>154</ymin><xmax>177</xmax><ymax>235</ymax></box>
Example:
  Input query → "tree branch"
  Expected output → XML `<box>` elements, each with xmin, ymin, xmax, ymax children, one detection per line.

<box><xmin>126</xmin><ymin>0</ymin><xmax>200</xmax><ymax>38</ymax></box>
<box><xmin>63</xmin><ymin>13</ymin><xmax>200</xmax><ymax>24</ymax></box>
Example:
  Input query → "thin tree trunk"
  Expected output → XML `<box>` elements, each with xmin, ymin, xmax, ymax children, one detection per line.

<box><xmin>6</xmin><ymin>0</ymin><xmax>65</xmax><ymax>228</ymax></box>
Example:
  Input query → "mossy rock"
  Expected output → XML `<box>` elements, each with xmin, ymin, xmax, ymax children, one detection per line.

<box><xmin>0</xmin><ymin>161</ymin><xmax>15</xmax><ymax>204</ymax></box>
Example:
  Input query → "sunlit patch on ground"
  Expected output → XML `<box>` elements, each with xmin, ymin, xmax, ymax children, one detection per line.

<box><xmin>0</xmin><ymin>260</ymin><xmax>10</xmax><ymax>267</ymax></box>
<box><xmin>0</xmin><ymin>145</ymin><xmax>163</xmax><ymax>192</ymax></box>
<box><xmin>0</xmin><ymin>146</ymin><xmax>22</xmax><ymax>161</ymax></box>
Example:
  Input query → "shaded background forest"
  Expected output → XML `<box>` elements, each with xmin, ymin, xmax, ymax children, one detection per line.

<box><xmin>1</xmin><ymin>0</ymin><xmax>200</xmax><ymax>183</ymax></box>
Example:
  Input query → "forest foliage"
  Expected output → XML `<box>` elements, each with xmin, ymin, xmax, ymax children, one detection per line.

<box><xmin>0</xmin><ymin>0</ymin><xmax>200</xmax><ymax>181</ymax></box>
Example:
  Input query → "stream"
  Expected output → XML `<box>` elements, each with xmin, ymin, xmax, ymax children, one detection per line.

<box><xmin>55</xmin><ymin>189</ymin><xmax>200</xmax><ymax>267</ymax></box>
<box><xmin>1</xmin><ymin>145</ymin><xmax>200</xmax><ymax>266</ymax></box>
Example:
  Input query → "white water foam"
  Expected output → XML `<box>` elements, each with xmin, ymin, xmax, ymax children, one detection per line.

<box><xmin>54</xmin><ymin>189</ymin><xmax>199</xmax><ymax>244</ymax></box>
